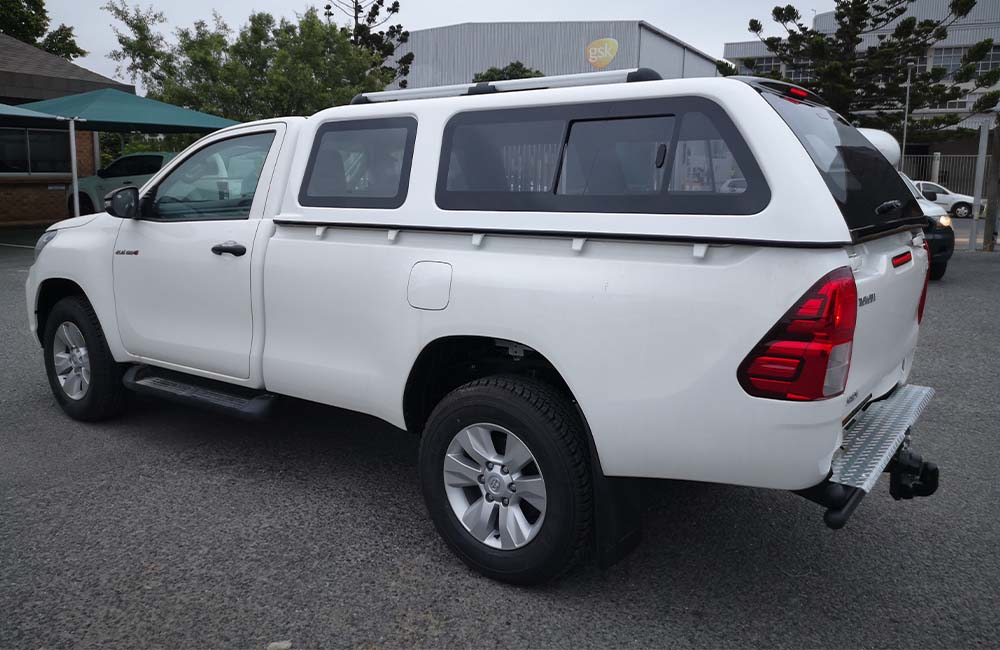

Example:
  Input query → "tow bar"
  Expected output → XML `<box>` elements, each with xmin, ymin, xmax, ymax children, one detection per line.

<box><xmin>887</xmin><ymin>446</ymin><xmax>939</xmax><ymax>500</ymax></box>
<box><xmin>794</xmin><ymin>384</ymin><xmax>939</xmax><ymax>529</ymax></box>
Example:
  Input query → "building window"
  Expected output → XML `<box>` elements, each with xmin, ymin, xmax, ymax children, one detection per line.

<box><xmin>786</xmin><ymin>58</ymin><xmax>813</xmax><ymax>82</ymax></box>
<box><xmin>932</xmin><ymin>47</ymin><xmax>966</xmax><ymax>77</ymax></box>
<box><xmin>0</xmin><ymin>128</ymin><xmax>69</xmax><ymax>174</ymax></box>
<box><xmin>739</xmin><ymin>56</ymin><xmax>782</xmax><ymax>75</ymax></box>
<box><xmin>929</xmin><ymin>46</ymin><xmax>1000</xmax><ymax>77</ymax></box>
<box><xmin>976</xmin><ymin>46</ymin><xmax>1000</xmax><ymax>74</ymax></box>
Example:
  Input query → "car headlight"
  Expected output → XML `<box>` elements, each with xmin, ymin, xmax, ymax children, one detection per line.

<box><xmin>34</xmin><ymin>230</ymin><xmax>57</xmax><ymax>261</ymax></box>
<box><xmin>938</xmin><ymin>215</ymin><xmax>952</xmax><ymax>228</ymax></box>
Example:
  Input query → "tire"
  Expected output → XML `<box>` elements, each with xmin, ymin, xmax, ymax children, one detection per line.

<box><xmin>419</xmin><ymin>376</ymin><xmax>592</xmax><ymax>585</ymax></box>
<box><xmin>952</xmin><ymin>202</ymin><xmax>971</xmax><ymax>219</ymax></box>
<box><xmin>929</xmin><ymin>261</ymin><xmax>947</xmax><ymax>281</ymax></box>
<box><xmin>67</xmin><ymin>194</ymin><xmax>95</xmax><ymax>217</ymax></box>
<box><xmin>43</xmin><ymin>296</ymin><xmax>126</xmax><ymax>421</ymax></box>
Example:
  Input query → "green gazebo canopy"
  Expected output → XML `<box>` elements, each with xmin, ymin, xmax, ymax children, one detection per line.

<box><xmin>21</xmin><ymin>88</ymin><xmax>237</xmax><ymax>133</ymax></box>
<box><xmin>0</xmin><ymin>102</ymin><xmax>65</xmax><ymax>128</ymax></box>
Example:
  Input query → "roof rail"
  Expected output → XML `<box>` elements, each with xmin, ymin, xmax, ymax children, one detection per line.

<box><xmin>350</xmin><ymin>67</ymin><xmax>663</xmax><ymax>105</ymax></box>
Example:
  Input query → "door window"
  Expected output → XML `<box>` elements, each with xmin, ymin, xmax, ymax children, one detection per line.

<box><xmin>146</xmin><ymin>132</ymin><xmax>275</xmax><ymax>221</ymax></box>
<box><xmin>923</xmin><ymin>183</ymin><xmax>947</xmax><ymax>195</ymax></box>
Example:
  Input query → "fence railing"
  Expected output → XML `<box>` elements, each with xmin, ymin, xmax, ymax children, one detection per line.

<box><xmin>901</xmin><ymin>154</ymin><xmax>991</xmax><ymax>197</ymax></box>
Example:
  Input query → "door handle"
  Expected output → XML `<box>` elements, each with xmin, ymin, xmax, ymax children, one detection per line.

<box><xmin>122</xmin><ymin>181</ymin><xmax>133</xmax><ymax>185</ymax></box>
<box><xmin>211</xmin><ymin>241</ymin><xmax>247</xmax><ymax>257</ymax></box>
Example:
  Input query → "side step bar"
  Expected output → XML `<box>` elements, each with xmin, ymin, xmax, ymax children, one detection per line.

<box><xmin>123</xmin><ymin>365</ymin><xmax>278</xmax><ymax>420</ymax></box>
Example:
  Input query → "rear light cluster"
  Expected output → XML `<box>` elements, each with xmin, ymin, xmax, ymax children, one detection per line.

<box><xmin>738</xmin><ymin>267</ymin><xmax>858</xmax><ymax>401</ymax></box>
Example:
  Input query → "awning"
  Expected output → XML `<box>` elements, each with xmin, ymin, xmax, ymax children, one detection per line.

<box><xmin>0</xmin><ymin>102</ymin><xmax>65</xmax><ymax>128</ymax></box>
<box><xmin>20</xmin><ymin>88</ymin><xmax>237</xmax><ymax>133</ymax></box>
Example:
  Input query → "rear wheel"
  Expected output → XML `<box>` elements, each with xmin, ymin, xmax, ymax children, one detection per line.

<box><xmin>419</xmin><ymin>376</ymin><xmax>592</xmax><ymax>584</ymax></box>
<box><xmin>929</xmin><ymin>261</ymin><xmax>948</xmax><ymax>281</ymax></box>
<box><xmin>43</xmin><ymin>296</ymin><xmax>125</xmax><ymax>421</ymax></box>
<box><xmin>952</xmin><ymin>202</ymin><xmax>971</xmax><ymax>219</ymax></box>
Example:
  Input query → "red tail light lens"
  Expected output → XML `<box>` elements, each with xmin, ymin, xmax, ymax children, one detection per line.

<box><xmin>738</xmin><ymin>267</ymin><xmax>858</xmax><ymax>401</ymax></box>
<box><xmin>918</xmin><ymin>242</ymin><xmax>930</xmax><ymax>323</ymax></box>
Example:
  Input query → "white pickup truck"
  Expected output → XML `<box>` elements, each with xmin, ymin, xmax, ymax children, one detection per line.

<box><xmin>27</xmin><ymin>70</ymin><xmax>939</xmax><ymax>584</ymax></box>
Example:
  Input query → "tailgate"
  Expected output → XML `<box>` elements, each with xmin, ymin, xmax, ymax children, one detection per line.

<box><xmin>842</xmin><ymin>228</ymin><xmax>928</xmax><ymax>418</ymax></box>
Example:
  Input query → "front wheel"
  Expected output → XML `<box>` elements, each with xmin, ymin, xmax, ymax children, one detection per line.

<box><xmin>419</xmin><ymin>376</ymin><xmax>592</xmax><ymax>584</ymax></box>
<box><xmin>43</xmin><ymin>296</ymin><xmax>125</xmax><ymax>421</ymax></box>
<box><xmin>952</xmin><ymin>202</ymin><xmax>972</xmax><ymax>219</ymax></box>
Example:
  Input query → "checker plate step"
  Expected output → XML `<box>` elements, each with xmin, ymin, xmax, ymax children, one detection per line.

<box><xmin>830</xmin><ymin>384</ymin><xmax>934</xmax><ymax>493</ymax></box>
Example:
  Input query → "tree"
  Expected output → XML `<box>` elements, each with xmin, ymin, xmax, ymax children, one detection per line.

<box><xmin>473</xmin><ymin>61</ymin><xmax>544</xmax><ymax>83</ymax></box>
<box><xmin>103</xmin><ymin>2</ymin><xmax>405</xmax><ymax>121</ymax></box>
<box><xmin>742</xmin><ymin>0</ymin><xmax>1000</xmax><ymax>139</ymax></box>
<box><xmin>324</xmin><ymin>1</ymin><xmax>413</xmax><ymax>87</ymax></box>
<box><xmin>0</xmin><ymin>0</ymin><xmax>86</xmax><ymax>59</ymax></box>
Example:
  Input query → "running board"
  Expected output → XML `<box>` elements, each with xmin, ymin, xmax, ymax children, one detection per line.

<box><xmin>122</xmin><ymin>365</ymin><xmax>277</xmax><ymax>420</ymax></box>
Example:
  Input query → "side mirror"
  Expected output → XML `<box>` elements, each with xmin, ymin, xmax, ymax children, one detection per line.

<box><xmin>96</xmin><ymin>168</ymin><xmax>108</xmax><ymax>178</ymax></box>
<box><xmin>922</xmin><ymin>190</ymin><xmax>938</xmax><ymax>201</ymax></box>
<box><xmin>104</xmin><ymin>186</ymin><xmax>139</xmax><ymax>219</ymax></box>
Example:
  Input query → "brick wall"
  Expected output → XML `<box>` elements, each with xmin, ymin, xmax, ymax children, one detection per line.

<box><xmin>0</xmin><ymin>130</ymin><xmax>96</xmax><ymax>226</ymax></box>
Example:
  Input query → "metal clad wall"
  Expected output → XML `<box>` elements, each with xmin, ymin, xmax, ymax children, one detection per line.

<box><xmin>395</xmin><ymin>22</ymin><xmax>641</xmax><ymax>89</ymax></box>
<box><xmin>814</xmin><ymin>0</ymin><xmax>1000</xmax><ymax>32</ymax></box>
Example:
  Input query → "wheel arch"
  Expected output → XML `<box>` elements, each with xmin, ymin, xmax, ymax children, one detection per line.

<box><xmin>35</xmin><ymin>277</ymin><xmax>87</xmax><ymax>345</ymax></box>
<box><xmin>403</xmin><ymin>334</ymin><xmax>643</xmax><ymax>568</ymax></box>
<box><xmin>402</xmin><ymin>335</ymin><xmax>579</xmax><ymax>437</ymax></box>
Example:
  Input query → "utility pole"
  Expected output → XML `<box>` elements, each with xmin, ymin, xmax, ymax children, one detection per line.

<box><xmin>899</xmin><ymin>60</ymin><xmax>916</xmax><ymax>171</ymax></box>
<box><xmin>969</xmin><ymin>120</ymin><xmax>990</xmax><ymax>251</ymax></box>
<box><xmin>984</xmin><ymin>115</ymin><xmax>999</xmax><ymax>252</ymax></box>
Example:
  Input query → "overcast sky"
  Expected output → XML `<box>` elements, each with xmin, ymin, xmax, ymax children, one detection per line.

<box><xmin>49</xmin><ymin>0</ymin><xmax>835</xmax><ymax>90</ymax></box>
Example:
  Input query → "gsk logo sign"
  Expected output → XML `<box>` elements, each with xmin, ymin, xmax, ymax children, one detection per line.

<box><xmin>586</xmin><ymin>38</ymin><xmax>619</xmax><ymax>69</ymax></box>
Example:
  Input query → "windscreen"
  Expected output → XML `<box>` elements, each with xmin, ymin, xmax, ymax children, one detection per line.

<box><xmin>763</xmin><ymin>93</ymin><xmax>924</xmax><ymax>238</ymax></box>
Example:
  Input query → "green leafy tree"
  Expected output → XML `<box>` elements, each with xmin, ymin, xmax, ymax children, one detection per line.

<box><xmin>103</xmin><ymin>2</ymin><xmax>408</xmax><ymax>121</ymax></box>
<box><xmin>473</xmin><ymin>61</ymin><xmax>544</xmax><ymax>83</ymax></box>
<box><xmin>324</xmin><ymin>0</ymin><xmax>414</xmax><ymax>87</ymax></box>
<box><xmin>0</xmin><ymin>0</ymin><xmax>86</xmax><ymax>59</ymax></box>
<box><xmin>743</xmin><ymin>0</ymin><xmax>1000</xmax><ymax>138</ymax></box>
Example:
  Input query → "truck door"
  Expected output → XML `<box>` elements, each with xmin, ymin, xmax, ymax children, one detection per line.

<box><xmin>112</xmin><ymin>125</ymin><xmax>284</xmax><ymax>379</ymax></box>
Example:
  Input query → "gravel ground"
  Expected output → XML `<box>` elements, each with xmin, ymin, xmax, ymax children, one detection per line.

<box><xmin>1</xmin><ymin>244</ymin><xmax>998</xmax><ymax>649</ymax></box>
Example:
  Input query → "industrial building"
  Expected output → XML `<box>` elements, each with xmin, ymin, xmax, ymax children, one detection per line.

<box><xmin>723</xmin><ymin>0</ymin><xmax>1000</xmax><ymax>150</ymax></box>
<box><xmin>393</xmin><ymin>21</ymin><xmax>721</xmax><ymax>89</ymax></box>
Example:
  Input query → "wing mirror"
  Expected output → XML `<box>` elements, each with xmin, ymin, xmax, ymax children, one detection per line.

<box><xmin>104</xmin><ymin>186</ymin><xmax>139</xmax><ymax>219</ymax></box>
<box><xmin>96</xmin><ymin>168</ymin><xmax>108</xmax><ymax>178</ymax></box>
<box><xmin>922</xmin><ymin>190</ymin><xmax>938</xmax><ymax>201</ymax></box>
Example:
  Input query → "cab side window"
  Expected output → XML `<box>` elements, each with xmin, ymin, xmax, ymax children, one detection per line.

<box><xmin>146</xmin><ymin>132</ymin><xmax>275</xmax><ymax>221</ymax></box>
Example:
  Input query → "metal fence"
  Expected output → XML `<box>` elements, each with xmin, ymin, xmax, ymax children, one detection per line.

<box><xmin>901</xmin><ymin>154</ymin><xmax>991</xmax><ymax>196</ymax></box>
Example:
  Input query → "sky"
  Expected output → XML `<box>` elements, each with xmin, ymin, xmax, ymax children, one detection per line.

<box><xmin>49</xmin><ymin>0</ymin><xmax>835</xmax><ymax>91</ymax></box>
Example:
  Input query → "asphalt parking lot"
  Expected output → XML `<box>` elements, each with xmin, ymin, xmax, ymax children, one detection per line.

<box><xmin>2</xmin><ymin>241</ymin><xmax>999</xmax><ymax>649</ymax></box>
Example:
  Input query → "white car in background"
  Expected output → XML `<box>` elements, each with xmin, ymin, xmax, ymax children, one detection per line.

<box><xmin>913</xmin><ymin>180</ymin><xmax>976</xmax><ymax>218</ymax></box>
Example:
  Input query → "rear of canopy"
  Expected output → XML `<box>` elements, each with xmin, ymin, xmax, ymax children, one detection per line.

<box><xmin>20</xmin><ymin>88</ymin><xmax>237</xmax><ymax>133</ymax></box>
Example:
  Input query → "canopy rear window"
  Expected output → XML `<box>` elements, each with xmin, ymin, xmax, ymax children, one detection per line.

<box><xmin>762</xmin><ymin>92</ymin><xmax>923</xmax><ymax>238</ymax></box>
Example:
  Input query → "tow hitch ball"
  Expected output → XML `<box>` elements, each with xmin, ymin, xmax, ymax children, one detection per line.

<box><xmin>887</xmin><ymin>446</ymin><xmax>939</xmax><ymax>500</ymax></box>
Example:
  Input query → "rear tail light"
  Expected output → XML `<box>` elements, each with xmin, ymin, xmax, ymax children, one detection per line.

<box><xmin>738</xmin><ymin>267</ymin><xmax>858</xmax><ymax>401</ymax></box>
<box><xmin>918</xmin><ymin>242</ymin><xmax>930</xmax><ymax>323</ymax></box>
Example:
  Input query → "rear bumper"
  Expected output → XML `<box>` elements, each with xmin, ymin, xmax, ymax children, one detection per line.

<box><xmin>796</xmin><ymin>384</ymin><xmax>938</xmax><ymax>528</ymax></box>
<box><xmin>925</xmin><ymin>227</ymin><xmax>954</xmax><ymax>263</ymax></box>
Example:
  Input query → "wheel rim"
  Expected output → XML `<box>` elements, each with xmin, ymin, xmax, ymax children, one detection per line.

<box><xmin>52</xmin><ymin>321</ymin><xmax>90</xmax><ymax>401</ymax></box>
<box><xmin>442</xmin><ymin>423</ymin><xmax>547</xmax><ymax>550</ymax></box>
<box><xmin>955</xmin><ymin>205</ymin><xmax>970</xmax><ymax>218</ymax></box>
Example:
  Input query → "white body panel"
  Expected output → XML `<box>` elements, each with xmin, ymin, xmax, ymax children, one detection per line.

<box><xmin>27</xmin><ymin>77</ymin><xmax>927</xmax><ymax>494</ymax></box>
